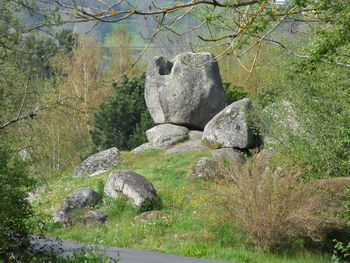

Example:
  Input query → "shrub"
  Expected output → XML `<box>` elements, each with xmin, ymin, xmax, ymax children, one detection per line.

<box><xmin>223</xmin><ymin>82</ymin><xmax>248</xmax><ymax>105</ymax></box>
<box><xmin>90</xmin><ymin>73</ymin><xmax>154</xmax><ymax>151</ymax></box>
<box><xmin>211</xmin><ymin>156</ymin><xmax>350</xmax><ymax>252</ymax></box>
<box><xmin>0</xmin><ymin>140</ymin><xmax>35</xmax><ymax>261</ymax></box>
<box><xmin>255</xmin><ymin>62</ymin><xmax>350</xmax><ymax>180</ymax></box>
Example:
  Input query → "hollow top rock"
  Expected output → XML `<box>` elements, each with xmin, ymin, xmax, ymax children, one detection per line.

<box><xmin>145</xmin><ymin>52</ymin><xmax>225</xmax><ymax>130</ymax></box>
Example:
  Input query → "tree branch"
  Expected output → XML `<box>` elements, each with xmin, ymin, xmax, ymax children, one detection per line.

<box><xmin>0</xmin><ymin>99</ymin><xmax>74</xmax><ymax>130</ymax></box>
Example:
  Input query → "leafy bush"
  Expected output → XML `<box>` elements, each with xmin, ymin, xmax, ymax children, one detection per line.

<box><xmin>90</xmin><ymin>73</ymin><xmax>154</xmax><ymax>151</ymax></box>
<box><xmin>59</xmin><ymin>248</ymin><xmax>119</xmax><ymax>263</ymax></box>
<box><xmin>256</xmin><ymin>61</ymin><xmax>350</xmax><ymax>179</ymax></box>
<box><xmin>28</xmin><ymin>247</ymin><xmax>119</xmax><ymax>263</ymax></box>
<box><xmin>223</xmin><ymin>82</ymin><xmax>248</xmax><ymax>105</ymax></box>
<box><xmin>0</xmin><ymin>140</ymin><xmax>35</xmax><ymax>262</ymax></box>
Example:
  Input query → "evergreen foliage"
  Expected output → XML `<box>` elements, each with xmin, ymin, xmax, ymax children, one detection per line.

<box><xmin>0</xmin><ymin>139</ymin><xmax>35</xmax><ymax>262</ymax></box>
<box><xmin>90</xmin><ymin>74</ymin><xmax>154</xmax><ymax>151</ymax></box>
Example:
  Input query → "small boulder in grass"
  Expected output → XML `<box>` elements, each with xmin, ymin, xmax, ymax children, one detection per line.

<box><xmin>135</xmin><ymin>210</ymin><xmax>170</xmax><ymax>222</ymax></box>
<box><xmin>53</xmin><ymin>188</ymin><xmax>101</xmax><ymax>224</ymax></box>
<box><xmin>74</xmin><ymin>147</ymin><xmax>121</xmax><ymax>177</ymax></box>
<box><xmin>78</xmin><ymin>210</ymin><xmax>108</xmax><ymax>224</ymax></box>
<box><xmin>190</xmin><ymin>157</ymin><xmax>223</xmax><ymax>179</ymax></box>
<box><xmin>104</xmin><ymin>170</ymin><xmax>158</xmax><ymax>209</ymax></box>
<box><xmin>146</xmin><ymin>124</ymin><xmax>189</xmax><ymax>149</ymax></box>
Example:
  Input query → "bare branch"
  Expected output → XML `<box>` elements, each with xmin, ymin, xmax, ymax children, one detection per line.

<box><xmin>0</xmin><ymin>98</ymin><xmax>75</xmax><ymax>130</ymax></box>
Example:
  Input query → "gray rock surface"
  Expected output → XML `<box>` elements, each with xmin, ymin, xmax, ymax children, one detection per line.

<box><xmin>190</xmin><ymin>157</ymin><xmax>222</xmax><ymax>179</ymax></box>
<box><xmin>146</xmin><ymin>124</ymin><xmax>189</xmax><ymax>149</ymax></box>
<box><xmin>131</xmin><ymin>143</ymin><xmax>153</xmax><ymax>154</ymax></box>
<box><xmin>261</xmin><ymin>100</ymin><xmax>300</xmax><ymax>145</ymax></box>
<box><xmin>104</xmin><ymin>170</ymin><xmax>157</xmax><ymax>207</ymax></box>
<box><xmin>135</xmin><ymin>210</ymin><xmax>170</xmax><ymax>222</ymax></box>
<box><xmin>78</xmin><ymin>210</ymin><xmax>108</xmax><ymax>224</ymax></box>
<box><xmin>188</xmin><ymin>130</ymin><xmax>203</xmax><ymax>141</ymax></box>
<box><xmin>53</xmin><ymin>188</ymin><xmax>101</xmax><ymax>223</ymax></box>
<box><xmin>211</xmin><ymin>148</ymin><xmax>245</xmax><ymax>163</ymax></box>
<box><xmin>145</xmin><ymin>52</ymin><xmax>225</xmax><ymax>129</ymax></box>
<box><xmin>74</xmin><ymin>147</ymin><xmax>121</xmax><ymax>177</ymax></box>
<box><xmin>203</xmin><ymin>98</ymin><xmax>256</xmax><ymax>149</ymax></box>
<box><xmin>165</xmin><ymin>140</ymin><xmax>210</xmax><ymax>154</ymax></box>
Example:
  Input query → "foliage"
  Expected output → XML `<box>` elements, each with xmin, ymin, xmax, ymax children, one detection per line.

<box><xmin>29</xmin><ymin>36</ymin><xmax>107</xmax><ymax>173</ymax></box>
<box><xmin>223</xmin><ymin>82</ymin><xmax>249</xmax><ymax>105</ymax></box>
<box><xmin>0</xmin><ymin>137</ymin><xmax>35</xmax><ymax>262</ymax></box>
<box><xmin>211</xmin><ymin>156</ymin><xmax>350</xmax><ymax>253</ymax></box>
<box><xmin>24</xmin><ymin>247</ymin><xmax>119</xmax><ymax>263</ymax></box>
<box><xmin>90</xmin><ymin>73</ymin><xmax>154</xmax><ymax>151</ymax></box>
<box><xmin>256</xmin><ymin>55</ymin><xmax>350</xmax><ymax>179</ymax></box>
<box><xmin>58</xmin><ymin>248</ymin><xmax>119</xmax><ymax>263</ymax></box>
<box><xmin>332</xmin><ymin>187</ymin><xmax>350</xmax><ymax>262</ymax></box>
<box><xmin>103</xmin><ymin>25</ymin><xmax>143</xmax><ymax>80</ymax></box>
<box><xmin>53</xmin><ymin>0</ymin><xmax>350</xmax><ymax>71</ymax></box>
<box><xmin>211</xmin><ymin>156</ymin><xmax>309</xmax><ymax>252</ymax></box>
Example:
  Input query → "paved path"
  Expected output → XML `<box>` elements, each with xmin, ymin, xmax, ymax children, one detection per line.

<box><xmin>30</xmin><ymin>236</ymin><xmax>233</xmax><ymax>263</ymax></box>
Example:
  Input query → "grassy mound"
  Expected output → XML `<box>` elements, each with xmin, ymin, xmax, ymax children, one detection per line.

<box><xmin>32</xmin><ymin>149</ymin><xmax>331</xmax><ymax>263</ymax></box>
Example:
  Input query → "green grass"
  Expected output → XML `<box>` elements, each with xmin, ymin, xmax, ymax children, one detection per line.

<box><xmin>32</xmin><ymin>148</ymin><xmax>332</xmax><ymax>263</ymax></box>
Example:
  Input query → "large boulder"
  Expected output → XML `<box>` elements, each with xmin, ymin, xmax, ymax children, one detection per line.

<box><xmin>53</xmin><ymin>188</ymin><xmax>101</xmax><ymax>223</ymax></box>
<box><xmin>145</xmin><ymin>52</ymin><xmax>225</xmax><ymax>129</ymax></box>
<box><xmin>104</xmin><ymin>170</ymin><xmax>158</xmax><ymax>208</ymax></box>
<box><xmin>74</xmin><ymin>147</ymin><xmax>121</xmax><ymax>177</ymax></box>
<box><xmin>146</xmin><ymin>124</ymin><xmax>189</xmax><ymax>149</ymax></box>
<box><xmin>202</xmin><ymin>98</ymin><xmax>256</xmax><ymax>149</ymax></box>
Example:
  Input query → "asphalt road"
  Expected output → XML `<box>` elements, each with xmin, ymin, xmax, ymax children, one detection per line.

<box><xmin>30</xmin><ymin>236</ymin><xmax>233</xmax><ymax>263</ymax></box>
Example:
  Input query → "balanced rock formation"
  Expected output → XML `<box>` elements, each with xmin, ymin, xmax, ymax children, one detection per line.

<box><xmin>104</xmin><ymin>170</ymin><xmax>157</xmax><ymax>208</ymax></box>
<box><xmin>146</xmin><ymin>124</ymin><xmax>189</xmax><ymax>149</ymax></box>
<box><xmin>53</xmin><ymin>188</ymin><xmax>101</xmax><ymax>223</ymax></box>
<box><xmin>203</xmin><ymin>98</ymin><xmax>256</xmax><ymax>149</ymax></box>
<box><xmin>74</xmin><ymin>147</ymin><xmax>121</xmax><ymax>177</ymax></box>
<box><xmin>145</xmin><ymin>52</ymin><xmax>225</xmax><ymax>129</ymax></box>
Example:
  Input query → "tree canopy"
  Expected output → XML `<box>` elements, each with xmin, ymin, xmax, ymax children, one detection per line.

<box><xmin>52</xmin><ymin>0</ymin><xmax>349</xmax><ymax>70</ymax></box>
